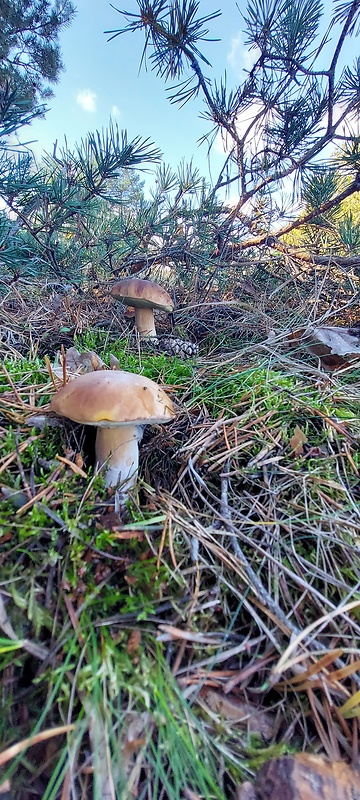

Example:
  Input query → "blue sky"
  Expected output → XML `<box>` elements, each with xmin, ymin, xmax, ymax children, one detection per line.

<box><xmin>24</xmin><ymin>1</ymin><xmax>267</xmax><ymax>184</ymax></box>
<box><xmin>25</xmin><ymin>0</ymin><xmax>343</xmax><ymax>195</ymax></box>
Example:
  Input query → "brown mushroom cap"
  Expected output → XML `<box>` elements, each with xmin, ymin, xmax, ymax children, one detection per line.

<box><xmin>50</xmin><ymin>370</ymin><xmax>175</xmax><ymax>426</ymax></box>
<box><xmin>111</xmin><ymin>278</ymin><xmax>174</xmax><ymax>312</ymax></box>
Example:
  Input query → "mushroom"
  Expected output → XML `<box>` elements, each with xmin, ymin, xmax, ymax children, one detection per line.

<box><xmin>50</xmin><ymin>370</ymin><xmax>175</xmax><ymax>498</ymax></box>
<box><xmin>111</xmin><ymin>278</ymin><xmax>174</xmax><ymax>340</ymax></box>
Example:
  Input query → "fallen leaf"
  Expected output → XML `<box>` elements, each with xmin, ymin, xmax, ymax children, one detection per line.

<box><xmin>290</xmin><ymin>425</ymin><xmax>308</xmax><ymax>455</ymax></box>
<box><xmin>201</xmin><ymin>689</ymin><xmax>274</xmax><ymax>740</ymax></box>
<box><xmin>306</xmin><ymin>325</ymin><xmax>360</xmax><ymax>357</ymax></box>
<box><xmin>124</xmin><ymin>575</ymin><xmax>138</xmax><ymax>586</ymax></box>
<box><xmin>121</xmin><ymin>711</ymin><xmax>151</xmax><ymax>778</ymax></box>
<box><xmin>126</xmin><ymin>629</ymin><xmax>141</xmax><ymax>655</ymax></box>
<box><xmin>94</xmin><ymin>563</ymin><xmax>112</xmax><ymax>584</ymax></box>
<box><xmin>96</xmin><ymin>510</ymin><xmax>123</xmax><ymax>530</ymax></box>
<box><xmin>303</xmin><ymin>445</ymin><xmax>329</xmax><ymax>458</ymax></box>
<box><xmin>52</xmin><ymin>347</ymin><xmax>106</xmax><ymax>379</ymax></box>
<box><xmin>75</xmin><ymin>452</ymin><xmax>84</xmax><ymax>469</ymax></box>
<box><xmin>289</xmin><ymin>326</ymin><xmax>360</xmax><ymax>370</ymax></box>
<box><xmin>251</xmin><ymin>754</ymin><xmax>360</xmax><ymax>800</ymax></box>
<box><xmin>78</xmin><ymin>351</ymin><xmax>106</xmax><ymax>372</ymax></box>
<box><xmin>110</xmin><ymin>530</ymin><xmax>146</xmax><ymax>540</ymax></box>
<box><xmin>123</xmin><ymin>737</ymin><xmax>147</xmax><ymax>757</ymax></box>
<box><xmin>61</xmin><ymin>346</ymin><xmax>81</xmax><ymax>372</ymax></box>
<box><xmin>109</xmin><ymin>353</ymin><xmax>121</xmax><ymax>370</ymax></box>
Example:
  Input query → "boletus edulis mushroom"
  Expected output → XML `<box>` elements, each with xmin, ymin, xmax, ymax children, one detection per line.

<box><xmin>50</xmin><ymin>370</ymin><xmax>175</xmax><ymax>499</ymax></box>
<box><xmin>111</xmin><ymin>278</ymin><xmax>174</xmax><ymax>340</ymax></box>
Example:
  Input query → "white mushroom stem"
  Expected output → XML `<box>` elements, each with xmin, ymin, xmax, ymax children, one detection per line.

<box><xmin>134</xmin><ymin>307</ymin><xmax>157</xmax><ymax>339</ymax></box>
<box><xmin>95</xmin><ymin>424</ymin><xmax>144</xmax><ymax>493</ymax></box>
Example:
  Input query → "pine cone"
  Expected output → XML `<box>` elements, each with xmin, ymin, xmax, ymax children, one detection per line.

<box><xmin>159</xmin><ymin>337</ymin><xmax>199</xmax><ymax>359</ymax></box>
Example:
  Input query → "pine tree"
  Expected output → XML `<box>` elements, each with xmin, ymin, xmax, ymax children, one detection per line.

<box><xmin>0</xmin><ymin>0</ymin><xmax>76</xmax><ymax>110</ymax></box>
<box><xmin>0</xmin><ymin>120</ymin><xmax>162</xmax><ymax>285</ymax></box>
<box><xmin>106</xmin><ymin>0</ymin><xmax>360</xmax><ymax>274</ymax></box>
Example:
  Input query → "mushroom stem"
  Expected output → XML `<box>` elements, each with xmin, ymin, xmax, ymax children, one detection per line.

<box><xmin>134</xmin><ymin>307</ymin><xmax>157</xmax><ymax>339</ymax></box>
<box><xmin>95</xmin><ymin>425</ymin><xmax>143</xmax><ymax>492</ymax></box>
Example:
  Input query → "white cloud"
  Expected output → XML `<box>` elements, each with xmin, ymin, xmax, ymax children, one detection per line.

<box><xmin>111</xmin><ymin>104</ymin><xmax>121</xmax><ymax>118</ymax></box>
<box><xmin>227</xmin><ymin>31</ymin><xmax>242</xmax><ymax>70</ymax></box>
<box><xmin>227</xmin><ymin>30</ymin><xmax>260</xmax><ymax>74</ymax></box>
<box><xmin>243</xmin><ymin>44</ymin><xmax>261</xmax><ymax>72</ymax></box>
<box><xmin>331</xmin><ymin>102</ymin><xmax>360</xmax><ymax>136</ymax></box>
<box><xmin>215</xmin><ymin>98</ymin><xmax>359</xmax><ymax>161</ymax></box>
<box><xmin>214</xmin><ymin>101</ymin><xmax>266</xmax><ymax>156</ymax></box>
<box><xmin>76</xmin><ymin>89</ymin><xmax>97</xmax><ymax>113</ymax></box>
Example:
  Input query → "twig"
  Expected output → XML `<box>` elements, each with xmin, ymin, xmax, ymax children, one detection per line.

<box><xmin>0</xmin><ymin>724</ymin><xmax>75</xmax><ymax>767</ymax></box>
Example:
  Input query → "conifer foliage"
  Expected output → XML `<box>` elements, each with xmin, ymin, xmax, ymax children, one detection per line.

<box><xmin>107</xmin><ymin>0</ymin><xmax>360</xmax><ymax>268</ymax></box>
<box><xmin>2</xmin><ymin>1</ymin><xmax>360</xmax><ymax>291</ymax></box>
<box><xmin>0</xmin><ymin>1</ymin><xmax>162</xmax><ymax>287</ymax></box>
<box><xmin>0</xmin><ymin>0</ymin><xmax>76</xmax><ymax>108</ymax></box>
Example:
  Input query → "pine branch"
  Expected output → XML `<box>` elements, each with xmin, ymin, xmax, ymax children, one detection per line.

<box><xmin>238</xmin><ymin>173</ymin><xmax>360</xmax><ymax>249</ymax></box>
<box><xmin>327</xmin><ymin>0</ymin><xmax>360</xmax><ymax>131</ymax></box>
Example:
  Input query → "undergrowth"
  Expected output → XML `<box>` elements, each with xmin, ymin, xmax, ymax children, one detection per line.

<box><xmin>1</xmin><ymin>311</ymin><xmax>360</xmax><ymax>798</ymax></box>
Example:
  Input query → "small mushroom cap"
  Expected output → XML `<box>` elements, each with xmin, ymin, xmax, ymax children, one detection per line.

<box><xmin>50</xmin><ymin>370</ymin><xmax>175</xmax><ymax>426</ymax></box>
<box><xmin>111</xmin><ymin>278</ymin><xmax>174</xmax><ymax>312</ymax></box>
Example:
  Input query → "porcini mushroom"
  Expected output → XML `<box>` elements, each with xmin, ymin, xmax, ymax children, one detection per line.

<box><xmin>111</xmin><ymin>278</ymin><xmax>174</xmax><ymax>340</ymax></box>
<box><xmin>50</xmin><ymin>370</ymin><xmax>175</xmax><ymax>498</ymax></box>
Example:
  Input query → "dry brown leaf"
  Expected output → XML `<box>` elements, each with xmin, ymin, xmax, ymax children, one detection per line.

<box><xmin>126</xmin><ymin>629</ymin><xmax>141</xmax><ymax>655</ymax></box>
<box><xmin>289</xmin><ymin>326</ymin><xmax>360</xmax><ymax>370</ymax></box>
<box><xmin>109</xmin><ymin>353</ymin><xmax>121</xmax><ymax>370</ymax></box>
<box><xmin>122</xmin><ymin>737</ymin><xmax>147</xmax><ymax>758</ymax></box>
<box><xmin>52</xmin><ymin>347</ymin><xmax>107</xmax><ymax>380</ymax></box>
<box><xmin>306</xmin><ymin>325</ymin><xmax>360</xmax><ymax>357</ymax></box>
<box><xmin>61</xmin><ymin>346</ymin><xmax>82</xmax><ymax>372</ymax></box>
<box><xmin>75</xmin><ymin>452</ymin><xmax>84</xmax><ymax>469</ymax></box>
<box><xmin>290</xmin><ymin>425</ymin><xmax>308</xmax><ymax>455</ymax></box>
<box><xmin>201</xmin><ymin>689</ymin><xmax>274</xmax><ymax>739</ymax></box>
<box><xmin>78</xmin><ymin>351</ymin><xmax>106</xmax><ymax>372</ymax></box>
<box><xmin>124</xmin><ymin>574</ymin><xmax>138</xmax><ymax>586</ymax></box>
<box><xmin>121</xmin><ymin>711</ymin><xmax>150</xmax><ymax>778</ymax></box>
<box><xmin>246</xmin><ymin>754</ymin><xmax>360</xmax><ymax>800</ymax></box>
<box><xmin>95</xmin><ymin>510</ymin><xmax>123</xmax><ymax>531</ymax></box>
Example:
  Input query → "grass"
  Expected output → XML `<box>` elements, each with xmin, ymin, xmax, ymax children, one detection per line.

<box><xmin>1</xmin><ymin>287</ymin><xmax>360</xmax><ymax>798</ymax></box>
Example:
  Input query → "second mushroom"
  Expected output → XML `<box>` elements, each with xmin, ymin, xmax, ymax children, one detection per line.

<box><xmin>111</xmin><ymin>278</ymin><xmax>174</xmax><ymax>340</ymax></box>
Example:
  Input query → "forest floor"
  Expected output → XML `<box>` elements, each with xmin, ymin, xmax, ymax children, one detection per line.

<box><xmin>1</xmin><ymin>276</ymin><xmax>360</xmax><ymax>799</ymax></box>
